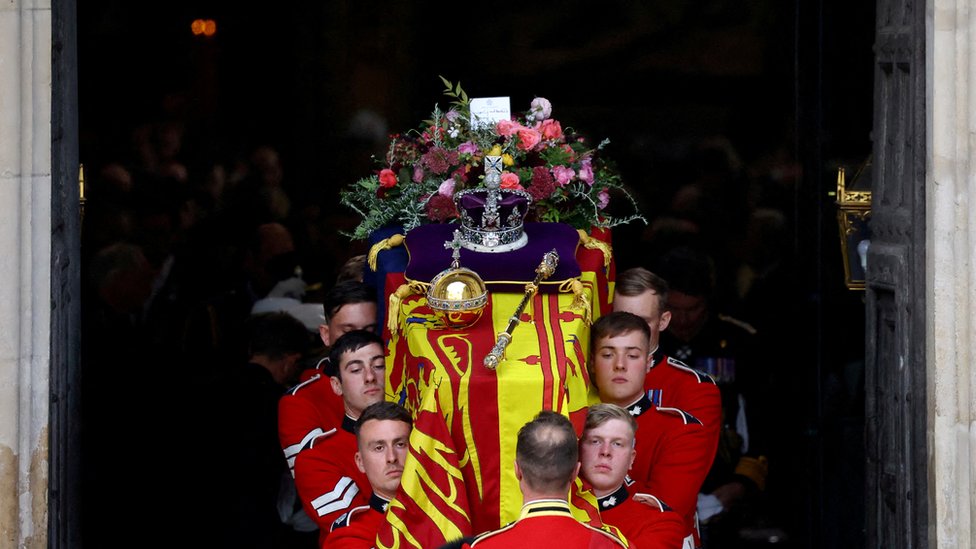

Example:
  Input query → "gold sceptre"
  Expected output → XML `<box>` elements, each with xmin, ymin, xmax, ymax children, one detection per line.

<box><xmin>484</xmin><ymin>249</ymin><xmax>559</xmax><ymax>370</ymax></box>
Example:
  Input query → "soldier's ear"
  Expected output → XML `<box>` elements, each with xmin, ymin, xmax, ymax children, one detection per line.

<box><xmin>354</xmin><ymin>451</ymin><xmax>366</xmax><ymax>474</ymax></box>
<box><xmin>658</xmin><ymin>310</ymin><xmax>672</xmax><ymax>332</ymax></box>
<box><xmin>319</xmin><ymin>323</ymin><xmax>332</xmax><ymax>346</ymax></box>
<box><xmin>330</xmin><ymin>375</ymin><xmax>343</xmax><ymax>396</ymax></box>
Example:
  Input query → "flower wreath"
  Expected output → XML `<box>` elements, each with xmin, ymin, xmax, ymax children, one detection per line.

<box><xmin>340</xmin><ymin>77</ymin><xmax>645</xmax><ymax>241</ymax></box>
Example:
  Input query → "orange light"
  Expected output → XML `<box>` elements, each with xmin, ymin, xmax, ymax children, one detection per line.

<box><xmin>191</xmin><ymin>18</ymin><xmax>217</xmax><ymax>37</ymax></box>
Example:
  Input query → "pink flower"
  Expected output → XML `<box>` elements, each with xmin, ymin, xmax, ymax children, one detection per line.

<box><xmin>552</xmin><ymin>165</ymin><xmax>575</xmax><ymax>187</ymax></box>
<box><xmin>458</xmin><ymin>141</ymin><xmax>479</xmax><ymax>155</ymax></box>
<box><xmin>529</xmin><ymin>97</ymin><xmax>552</xmax><ymax>121</ymax></box>
<box><xmin>516</xmin><ymin>128</ymin><xmax>542</xmax><ymax>151</ymax></box>
<box><xmin>379</xmin><ymin>168</ymin><xmax>398</xmax><ymax>189</ymax></box>
<box><xmin>597</xmin><ymin>189</ymin><xmax>610</xmax><ymax>209</ymax></box>
<box><xmin>438</xmin><ymin>178</ymin><xmax>455</xmax><ymax>197</ymax></box>
<box><xmin>579</xmin><ymin>159</ymin><xmax>594</xmax><ymax>185</ymax></box>
<box><xmin>413</xmin><ymin>165</ymin><xmax>425</xmax><ymax>183</ymax></box>
<box><xmin>496</xmin><ymin>119</ymin><xmax>520</xmax><ymax>137</ymax></box>
<box><xmin>500</xmin><ymin>172</ymin><xmax>522</xmax><ymax>190</ymax></box>
<box><xmin>539</xmin><ymin>119</ymin><xmax>563</xmax><ymax>141</ymax></box>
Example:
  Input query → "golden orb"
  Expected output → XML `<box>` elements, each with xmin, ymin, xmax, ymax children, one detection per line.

<box><xmin>426</xmin><ymin>266</ymin><xmax>488</xmax><ymax>329</ymax></box>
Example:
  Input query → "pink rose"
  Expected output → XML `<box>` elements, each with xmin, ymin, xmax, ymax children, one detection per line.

<box><xmin>529</xmin><ymin>97</ymin><xmax>552</xmax><ymax>121</ymax></box>
<box><xmin>539</xmin><ymin>119</ymin><xmax>563</xmax><ymax>141</ymax></box>
<box><xmin>458</xmin><ymin>141</ymin><xmax>479</xmax><ymax>155</ymax></box>
<box><xmin>597</xmin><ymin>189</ymin><xmax>610</xmax><ymax>209</ymax></box>
<box><xmin>496</xmin><ymin>119</ymin><xmax>520</xmax><ymax>137</ymax></box>
<box><xmin>579</xmin><ymin>159</ymin><xmax>594</xmax><ymax>185</ymax></box>
<box><xmin>379</xmin><ymin>168</ymin><xmax>398</xmax><ymax>189</ymax></box>
<box><xmin>412</xmin><ymin>165</ymin><xmax>424</xmax><ymax>183</ymax></box>
<box><xmin>438</xmin><ymin>178</ymin><xmax>455</xmax><ymax>197</ymax></box>
<box><xmin>552</xmin><ymin>166</ymin><xmax>575</xmax><ymax>187</ymax></box>
<box><xmin>500</xmin><ymin>172</ymin><xmax>523</xmax><ymax>190</ymax></box>
<box><xmin>516</xmin><ymin>128</ymin><xmax>542</xmax><ymax>151</ymax></box>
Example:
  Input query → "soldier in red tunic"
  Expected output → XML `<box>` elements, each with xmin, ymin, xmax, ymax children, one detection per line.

<box><xmin>279</xmin><ymin>281</ymin><xmax>378</xmax><ymax>477</ymax></box>
<box><xmin>590</xmin><ymin>311</ymin><xmax>720</xmax><ymax>548</ymax></box>
<box><xmin>463</xmin><ymin>411</ymin><xmax>629</xmax><ymax>548</ymax></box>
<box><xmin>580</xmin><ymin>403</ymin><xmax>687</xmax><ymax>549</ymax></box>
<box><xmin>291</xmin><ymin>330</ymin><xmax>386</xmax><ymax>543</ymax></box>
<box><xmin>328</xmin><ymin>401</ymin><xmax>413</xmax><ymax>548</ymax></box>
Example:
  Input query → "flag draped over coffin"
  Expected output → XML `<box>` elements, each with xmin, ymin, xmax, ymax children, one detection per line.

<box><xmin>372</xmin><ymin>225</ymin><xmax>615</xmax><ymax>548</ymax></box>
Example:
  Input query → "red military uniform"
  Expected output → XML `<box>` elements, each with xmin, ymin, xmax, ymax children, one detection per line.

<box><xmin>642</xmin><ymin>351</ymin><xmax>721</xmax><ymax>547</ymax></box>
<box><xmin>278</xmin><ymin>369</ymin><xmax>345</xmax><ymax>475</ymax></box>
<box><xmin>293</xmin><ymin>415</ymin><xmax>370</xmax><ymax>537</ymax></box>
<box><xmin>598</xmin><ymin>484</ymin><xmax>686</xmax><ymax>549</ymax></box>
<box><xmin>327</xmin><ymin>493</ymin><xmax>391</xmax><ymax>549</ymax></box>
<box><xmin>297</xmin><ymin>355</ymin><xmax>330</xmax><ymax>384</ymax></box>
<box><xmin>465</xmin><ymin>500</ymin><xmax>629</xmax><ymax>548</ymax></box>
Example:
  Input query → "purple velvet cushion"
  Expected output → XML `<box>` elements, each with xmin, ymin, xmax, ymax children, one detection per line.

<box><xmin>403</xmin><ymin>222</ymin><xmax>582</xmax><ymax>293</ymax></box>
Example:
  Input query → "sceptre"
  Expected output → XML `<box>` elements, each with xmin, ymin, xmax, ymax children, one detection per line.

<box><xmin>483</xmin><ymin>249</ymin><xmax>559</xmax><ymax>370</ymax></box>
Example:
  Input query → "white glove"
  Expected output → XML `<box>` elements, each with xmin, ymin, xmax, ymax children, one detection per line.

<box><xmin>697</xmin><ymin>492</ymin><xmax>725</xmax><ymax>523</ymax></box>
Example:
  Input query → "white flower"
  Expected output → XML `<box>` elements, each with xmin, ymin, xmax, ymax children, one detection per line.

<box><xmin>529</xmin><ymin>97</ymin><xmax>552</xmax><ymax>121</ymax></box>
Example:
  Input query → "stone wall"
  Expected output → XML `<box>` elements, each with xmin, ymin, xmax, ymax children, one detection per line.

<box><xmin>928</xmin><ymin>1</ymin><xmax>976</xmax><ymax>547</ymax></box>
<box><xmin>0</xmin><ymin>0</ymin><xmax>52</xmax><ymax>547</ymax></box>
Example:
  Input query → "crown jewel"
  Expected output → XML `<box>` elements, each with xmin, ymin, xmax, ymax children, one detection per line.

<box><xmin>453</xmin><ymin>155</ymin><xmax>532</xmax><ymax>253</ymax></box>
<box><xmin>426</xmin><ymin>229</ymin><xmax>488</xmax><ymax>329</ymax></box>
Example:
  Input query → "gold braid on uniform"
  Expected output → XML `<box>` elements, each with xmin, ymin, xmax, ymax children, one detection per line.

<box><xmin>387</xmin><ymin>281</ymin><xmax>429</xmax><ymax>336</ymax></box>
<box><xmin>576</xmin><ymin>229</ymin><xmax>612</xmax><ymax>269</ymax></box>
<box><xmin>734</xmin><ymin>455</ymin><xmax>769</xmax><ymax>491</ymax></box>
<box><xmin>561</xmin><ymin>278</ymin><xmax>592</xmax><ymax>326</ymax></box>
<box><xmin>367</xmin><ymin>233</ymin><xmax>405</xmax><ymax>272</ymax></box>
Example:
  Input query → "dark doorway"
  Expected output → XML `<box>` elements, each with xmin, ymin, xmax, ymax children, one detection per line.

<box><xmin>67</xmin><ymin>2</ymin><xmax>876</xmax><ymax>547</ymax></box>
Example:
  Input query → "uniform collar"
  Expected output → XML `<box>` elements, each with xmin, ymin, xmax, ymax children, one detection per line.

<box><xmin>342</xmin><ymin>414</ymin><xmax>357</xmax><ymax>434</ymax></box>
<box><xmin>649</xmin><ymin>346</ymin><xmax>664</xmax><ymax>367</ymax></box>
<box><xmin>369</xmin><ymin>493</ymin><xmax>391</xmax><ymax>513</ymax></box>
<box><xmin>623</xmin><ymin>392</ymin><xmax>652</xmax><ymax>417</ymax></box>
<box><xmin>520</xmin><ymin>499</ymin><xmax>572</xmax><ymax>519</ymax></box>
<box><xmin>597</xmin><ymin>484</ymin><xmax>629</xmax><ymax>511</ymax></box>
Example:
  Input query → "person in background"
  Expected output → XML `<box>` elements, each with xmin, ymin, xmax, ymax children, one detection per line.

<box><xmin>652</xmin><ymin>247</ymin><xmax>770</xmax><ymax>547</ymax></box>
<box><xmin>207</xmin><ymin>311</ymin><xmax>317</xmax><ymax>548</ymax></box>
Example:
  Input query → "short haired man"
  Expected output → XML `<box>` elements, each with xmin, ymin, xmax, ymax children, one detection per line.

<box><xmin>465</xmin><ymin>411</ymin><xmax>629</xmax><ymax>548</ymax></box>
<box><xmin>328</xmin><ymin>402</ymin><xmax>413</xmax><ymax>548</ymax></box>
<box><xmin>278</xmin><ymin>281</ymin><xmax>378</xmax><ymax>479</ymax></box>
<box><xmin>291</xmin><ymin>330</ymin><xmax>387</xmax><ymax>541</ymax></box>
<box><xmin>210</xmin><ymin>311</ymin><xmax>314</xmax><ymax>547</ymax></box>
<box><xmin>580</xmin><ymin>404</ymin><xmax>686</xmax><ymax>549</ymax></box>
<box><xmin>590</xmin><ymin>311</ymin><xmax>719</xmax><ymax>547</ymax></box>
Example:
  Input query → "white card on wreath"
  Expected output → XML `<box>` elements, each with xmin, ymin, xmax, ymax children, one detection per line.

<box><xmin>469</xmin><ymin>97</ymin><xmax>511</xmax><ymax>129</ymax></box>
